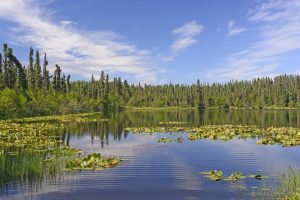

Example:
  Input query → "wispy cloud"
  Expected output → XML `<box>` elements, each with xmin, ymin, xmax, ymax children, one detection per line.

<box><xmin>209</xmin><ymin>0</ymin><xmax>300</xmax><ymax>81</ymax></box>
<box><xmin>227</xmin><ymin>20</ymin><xmax>246</xmax><ymax>36</ymax></box>
<box><xmin>163</xmin><ymin>21</ymin><xmax>204</xmax><ymax>62</ymax></box>
<box><xmin>0</xmin><ymin>0</ymin><xmax>156</xmax><ymax>82</ymax></box>
<box><xmin>60</xmin><ymin>20</ymin><xmax>77</xmax><ymax>27</ymax></box>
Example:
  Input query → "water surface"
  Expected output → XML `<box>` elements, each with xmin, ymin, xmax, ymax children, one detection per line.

<box><xmin>1</xmin><ymin>110</ymin><xmax>300</xmax><ymax>200</ymax></box>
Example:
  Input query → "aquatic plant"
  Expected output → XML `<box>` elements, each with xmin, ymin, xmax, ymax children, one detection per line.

<box><xmin>274</xmin><ymin>168</ymin><xmax>300</xmax><ymax>199</ymax></box>
<box><xmin>0</xmin><ymin>122</ymin><xmax>63</xmax><ymax>152</ymax></box>
<box><xmin>159</xmin><ymin>121</ymin><xmax>187</xmax><ymax>125</ymax></box>
<box><xmin>248</xmin><ymin>174</ymin><xmax>268</xmax><ymax>180</ymax></box>
<box><xmin>199</xmin><ymin>170</ymin><xmax>267</xmax><ymax>183</ymax></box>
<box><xmin>7</xmin><ymin>112</ymin><xmax>109</xmax><ymax>123</ymax></box>
<box><xmin>200</xmin><ymin>170</ymin><xmax>223</xmax><ymax>181</ymax></box>
<box><xmin>125</xmin><ymin>125</ymin><xmax>300</xmax><ymax>147</ymax></box>
<box><xmin>175</xmin><ymin>137</ymin><xmax>183</xmax><ymax>143</ymax></box>
<box><xmin>0</xmin><ymin>152</ymin><xmax>64</xmax><ymax>190</ymax></box>
<box><xmin>252</xmin><ymin>168</ymin><xmax>300</xmax><ymax>200</ymax></box>
<box><xmin>157</xmin><ymin>137</ymin><xmax>172</xmax><ymax>143</ymax></box>
<box><xmin>224</xmin><ymin>172</ymin><xmax>246</xmax><ymax>182</ymax></box>
<box><xmin>65</xmin><ymin>153</ymin><xmax>121</xmax><ymax>171</ymax></box>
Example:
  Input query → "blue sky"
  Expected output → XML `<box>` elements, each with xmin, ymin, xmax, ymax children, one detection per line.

<box><xmin>0</xmin><ymin>0</ymin><xmax>299</xmax><ymax>83</ymax></box>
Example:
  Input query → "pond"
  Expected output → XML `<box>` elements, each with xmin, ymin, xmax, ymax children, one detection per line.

<box><xmin>1</xmin><ymin>110</ymin><xmax>300</xmax><ymax>200</ymax></box>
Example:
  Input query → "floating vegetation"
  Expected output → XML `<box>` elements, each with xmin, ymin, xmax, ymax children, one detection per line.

<box><xmin>124</xmin><ymin>125</ymin><xmax>300</xmax><ymax>147</ymax></box>
<box><xmin>248</xmin><ymin>174</ymin><xmax>268</xmax><ymax>180</ymax></box>
<box><xmin>200</xmin><ymin>170</ymin><xmax>223</xmax><ymax>181</ymax></box>
<box><xmin>124</xmin><ymin>127</ymin><xmax>174</xmax><ymax>135</ymax></box>
<box><xmin>199</xmin><ymin>170</ymin><xmax>267</xmax><ymax>182</ymax></box>
<box><xmin>157</xmin><ymin>137</ymin><xmax>172</xmax><ymax>143</ymax></box>
<box><xmin>7</xmin><ymin>112</ymin><xmax>109</xmax><ymax>123</ymax></box>
<box><xmin>56</xmin><ymin>146</ymin><xmax>82</xmax><ymax>155</ymax></box>
<box><xmin>0</xmin><ymin>122</ymin><xmax>63</xmax><ymax>152</ymax></box>
<box><xmin>175</xmin><ymin>137</ymin><xmax>183</xmax><ymax>143</ymax></box>
<box><xmin>224</xmin><ymin>172</ymin><xmax>246</xmax><ymax>182</ymax></box>
<box><xmin>159</xmin><ymin>121</ymin><xmax>187</xmax><ymax>125</ymax></box>
<box><xmin>65</xmin><ymin>153</ymin><xmax>121</xmax><ymax>171</ymax></box>
<box><xmin>157</xmin><ymin>137</ymin><xmax>183</xmax><ymax>143</ymax></box>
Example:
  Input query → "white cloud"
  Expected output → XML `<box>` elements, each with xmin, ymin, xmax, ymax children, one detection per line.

<box><xmin>163</xmin><ymin>21</ymin><xmax>204</xmax><ymax>62</ymax></box>
<box><xmin>60</xmin><ymin>20</ymin><xmax>77</xmax><ymax>27</ymax></box>
<box><xmin>209</xmin><ymin>0</ymin><xmax>300</xmax><ymax>81</ymax></box>
<box><xmin>227</xmin><ymin>20</ymin><xmax>246</xmax><ymax>36</ymax></box>
<box><xmin>0</xmin><ymin>0</ymin><xmax>156</xmax><ymax>82</ymax></box>
<box><xmin>171</xmin><ymin>21</ymin><xmax>204</xmax><ymax>52</ymax></box>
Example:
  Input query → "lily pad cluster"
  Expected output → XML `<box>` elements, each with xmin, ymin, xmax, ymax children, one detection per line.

<box><xmin>159</xmin><ymin>121</ymin><xmax>187</xmax><ymax>125</ymax></box>
<box><xmin>157</xmin><ymin>137</ymin><xmax>172</xmax><ymax>143</ymax></box>
<box><xmin>200</xmin><ymin>170</ymin><xmax>224</xmax><ymax>181</ymax></box>
<box><xmin>7</xmin><ymin>112</ymin><xmax>109</xmax><ymax>123</ymax></box>
<box><xmin>125</xmin><ymin>125</ymin><xmax>300</xmax><ymax>147</ymax></box>
<box><xmin>0</xmin><ymin>122</ymin><xmax>64</xmax><ymax>152</ymax></box>
<box><xmin>199</xmin><ymin>170</ymin><xmax>268</xmax><ymax>182</ymax></box>
<box><xmin>157</xmin><ymin>137</ymin><xmax>183</xmax><ymax>143</ymax></box>
<box><xmin>65</xmin><ymin>153</ymin><xmax>121</xmax><ymax>170</ymax></box>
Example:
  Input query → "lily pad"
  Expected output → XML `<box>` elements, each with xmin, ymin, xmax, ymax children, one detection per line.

<box><xmin>65</xmin><ymin>153</ymin><xmax>121</xmax><ymax>171</ymax></box>
<box><xmin>224</xmin><ymin>172</ymin><xmax>246</xmax><ymax>182</ymax></box>
<box><xmin>248</xmin><ymin>174</ymin><xmax>268</xmax><ymax>180</ymax></box>
<box><xmin>200</xmin><ymin>170</ymin><xmax>223</xmax><ymax>181</ymax></box>
<box><xmin>157</xmin><ymin>137</ymin><xmax>172</xmax><ymax>143</ymax></box>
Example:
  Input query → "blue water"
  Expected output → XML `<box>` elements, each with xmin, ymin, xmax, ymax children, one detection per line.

<box><xmin>1</xmin><ymin>110</ymin><xmax>300</xmax><ymax>200</ymax></box>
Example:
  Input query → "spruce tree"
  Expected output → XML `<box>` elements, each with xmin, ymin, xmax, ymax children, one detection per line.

<box><xmin>34</xmin><ymin>50</ymin><xmax>42</xmax><ymax>90</ymax></box>
<box><xmin>42</xmin><ymin>53</ymin><xmax>51</xmax><ymax>93</ymax></box>
<box><xmin>27</xmin><ymin>47</ymin><xmax>34</xmax><ymax>90</ymax></box>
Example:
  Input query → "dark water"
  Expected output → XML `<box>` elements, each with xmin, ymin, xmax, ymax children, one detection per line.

<box><xmin>1</xmin><ymin>110</ymin><xmax>300</xmax><ymax>200</ymax></box>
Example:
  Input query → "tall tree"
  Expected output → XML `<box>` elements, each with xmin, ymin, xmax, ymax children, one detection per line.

<box><xmin>52</xmin><ymin>64</ymin><xmax>62</xmax><ymax>91</ymax></box>
<box><xmin>34</xmin><ymin>50</ymin><xmax>42</xmax><ymax>90</ymax></box>
<box><xmin>27</xmin><ymin>47</ymin><xmax>34</xmax><ymax>90</ymax></box>
<box><xmin>42</xmin><ymin>53</ymin><xmax>50</xmax><ymax>93</ymax></box>
<box><xmin>0</xmin><ymin>53</ymin><xmax>3</xmax><ymax>90</ymax></box>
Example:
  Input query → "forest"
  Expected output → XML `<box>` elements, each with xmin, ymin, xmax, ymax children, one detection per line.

<box><xmin>0</xmin><ymin>43</ymin><xmax>299</xmax><ymax>119</ymax></box>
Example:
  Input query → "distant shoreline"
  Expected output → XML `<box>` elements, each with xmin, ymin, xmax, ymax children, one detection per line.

<box><xmin>122</xmin><ymin>106</ymin><xmax>300</xmax><ymax>111</ymax></box>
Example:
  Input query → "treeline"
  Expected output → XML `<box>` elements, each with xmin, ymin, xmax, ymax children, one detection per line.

<box><xmin>0</xmin><ymin>44</ymin><xmax>299</xmax><ymax>119</ymax></box>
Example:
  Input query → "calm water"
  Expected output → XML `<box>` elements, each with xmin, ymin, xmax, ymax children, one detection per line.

<box><xmin>1</xmin><ymin>110</ymin><xmax>300</xmax><ymax>200</ymax></box>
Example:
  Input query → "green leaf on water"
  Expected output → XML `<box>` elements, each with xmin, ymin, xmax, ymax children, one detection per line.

<box><xmin>248</xmin><ymin>174</ymin><xmax>268</xmax><ymax>179</ymax></box>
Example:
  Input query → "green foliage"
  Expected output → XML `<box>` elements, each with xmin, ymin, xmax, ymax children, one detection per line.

<box><xmin>157</xmin><ymin>137</ymin><xmax>172</xmax><ymax>143</ymax></box>
<box><xmin>200</xmin><ymin>170</ymin><xmax>266</xmax><ymax>183</ymax></box>
<box><xmin>0</xmin><ymin>88</ymin><xmax>24</xmax><ymax>118</ymax></box>
<box><xmin>65</xmin><ymin>153</ymin><xmax>121</xmax><ymax>170</ymax></box>
<box><xmin>0</xmin><ymin>43</ymin><xmax>299</xmax><ymax>120</ymax></box>
<box><xmin>125</xmin><ymin>125</ymin><xmax>300</xmax><ymax>147</ymax></box>
<box><xmin>253</xmin><ymin>168</ymin><xmax>300</xmax><ymax>200</ymax></box>
<box><xmin>274</xmin><ymin>168</ymin><xmax>300</xmax><ymax>200</ymax></box>
<box><xmin>200</xmin><ymin>170</ymin><xmax>223</xmax><ymax>181</ymax></box>
<box><xmin>224</xmin><ymin>172</ymin><xmax>246</xmax><ymax>182</ymax></box>
<box><xmin>0</xmin><ymin>121</ymin><xmax>63</xmax><ymax>152</ymax></box>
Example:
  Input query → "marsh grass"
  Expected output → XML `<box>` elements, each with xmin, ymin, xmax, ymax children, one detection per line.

<box><xmin>252</xmin><ymin>168</ymin><xmax>300</xmax><ymax>200</ymax></box>
<box><xmin>275</xmin><ymin>167</ymin><xmax>300</xmax><ymax>200</ymax></box>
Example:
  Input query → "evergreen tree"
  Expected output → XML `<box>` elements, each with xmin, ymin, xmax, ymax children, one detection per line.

<box><xmin>0</xmin><ymin>53</ymin><xmax>3</xmax><ymax>90</ymax></box>
<box><xmin>42</xmin><ymin>53</ymin><xmax>50</xmax><ymax>93</ymax></box>
<box><xmin>52</xmin><ymin>64</ymin><xmax>61</xmax><ymax>91</ymax></box>
<box><xmin>3</xmin><ymin>44</ymin><xmax>9</xmax><ymax>88</ymax></box>
<box><xmin>103</xmin><ymin>74</ymin><xmax>110</xmax><ymax>109</ymax></box>
<box><xmin>27</xmin><ymin>47</ymin><xmax>34</xmax><ymax>90</ymax></box>
<box><xmin>34</xmin><ymin>50</ymin><xmax>42</xmax><ymax>90</ymax></box>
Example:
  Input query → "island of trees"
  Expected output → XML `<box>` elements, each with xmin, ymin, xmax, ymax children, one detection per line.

<box><xmin>0</xmin><ymin>43</ymin><xmax>299</xmax><ymax>119</ymax></box>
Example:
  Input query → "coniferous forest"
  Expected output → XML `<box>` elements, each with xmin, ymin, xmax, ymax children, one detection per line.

<box><xmin>0</xmin><ymin>43</ymin><xmax>299</xmax><ymax>119</ymax></box>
